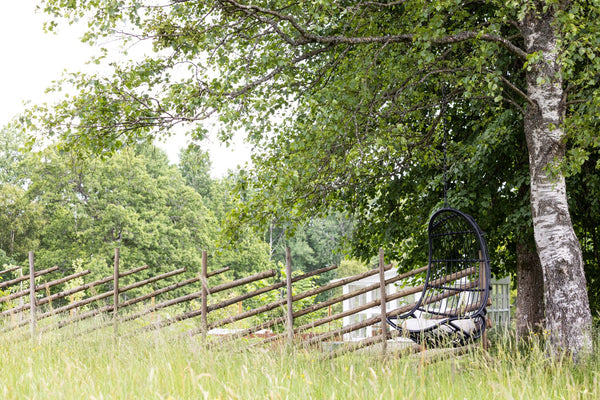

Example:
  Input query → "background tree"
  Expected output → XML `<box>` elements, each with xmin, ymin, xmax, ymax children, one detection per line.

<box><xmin>0</xmin><ymin>184</ymin><xmax>43</xmax><ymax>260</ymax></box>
<box><xmin>0</xmin><ymin>125</ymin><xmax>27</xmax><ymax>185</ymax></box>
<box><xmin>178</xmin><ymin>143</ymin><xmax>213</xmax><ymax>198</ymax></box>
<box><xmin>25</xmin><ymin>143</ymin><xmax>217</xmax><ymax>292</ymax></box>
<box><xmin>266</xmin><ymin>213</ymin><xmax>353</xmax><ymax>288</ymax></box>
<box><xmin>0</xmin><ymin>125</ymin><xmax>43</xmax><ymax>261</ymax></box>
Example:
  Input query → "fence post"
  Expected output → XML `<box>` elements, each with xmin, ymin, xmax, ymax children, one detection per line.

<box><xmin>113</xmin><ymin>248</ymin><xmax>120</xmax><ymax>337</ymax></box>
<box><xmin>378</xmin><ymin>248</ymin><xmax>387</xmax><ymax>356</ymax></box>
<box><xmin>19</xmin><ymin>266</ymin><xmax>24</xmax><ymax>324</ymax></box>
<box><xmin>29</xmin><ymin>251</ymin><xmax>37</xmax><ymax>338</ymax></box>
<box><xmin>285</xmin><ymin>247</ymin><xmax>294</xmax><ymax>345</ymax></box>
<box><xmin>151</xmin><ymin>296</ymin><xmax>156</xmax><ymax>324</ymax></box>
<box><xmin>201</xmin><ymin>250</ymin><xmax>208</xmax><ymax>342</ymax></box>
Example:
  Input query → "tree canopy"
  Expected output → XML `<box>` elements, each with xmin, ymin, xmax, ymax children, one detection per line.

<box><xmin>26</xmin><ymin>0</ymin><xmax>600</xmax><ymax>357</ymax></box>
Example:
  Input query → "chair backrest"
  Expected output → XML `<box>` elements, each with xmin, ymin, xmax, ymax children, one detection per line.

<box><xmin>416</xmin><ymin>208</ymin><xmax>491</xmax><ymax>323</ymax></box>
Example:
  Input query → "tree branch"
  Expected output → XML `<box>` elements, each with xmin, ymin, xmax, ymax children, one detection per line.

<box><xmin>357</xmin><ymin>1</ymin><xmax>410</xmax><ymax>7</ymax></box>
<box><xmin>221</xmin><ymin>0</ymin><xmax>528</xmax><ymax>60</ymax></box>
<box><xmin>223</xmin><ymin>44</ymin><xmax>335</xmax><ymax>98</ymax></box>
<box><xmin>482</xmin><ymin>68</ymin><xmax>534</xmax><ymax>106</ymax></box>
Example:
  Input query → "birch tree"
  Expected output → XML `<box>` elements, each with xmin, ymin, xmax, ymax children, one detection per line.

<box><xmin>29</xmin><ymin>0</ymin><xmax>600</xmax><ymax>357</ymax></box>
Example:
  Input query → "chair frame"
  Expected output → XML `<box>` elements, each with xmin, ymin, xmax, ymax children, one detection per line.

<box><xmin>386</xmin><ymin>207</ymin><xmax>491</xmax><ymax>346</ymax></box>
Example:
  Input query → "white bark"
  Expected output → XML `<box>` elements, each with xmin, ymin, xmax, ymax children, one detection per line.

<box><xmin>521</xmin><ymin>10</ymin><xmax>592</xmax><ymax>357</ymax></box>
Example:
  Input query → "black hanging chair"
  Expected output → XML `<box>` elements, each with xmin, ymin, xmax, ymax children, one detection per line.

<box><xmin>386</xmin><ymin>207</ymin><xmax>491</xmax><ymax>346</ymax></box>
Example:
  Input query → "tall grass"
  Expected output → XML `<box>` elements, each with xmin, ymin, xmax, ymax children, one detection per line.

<box><xmin>0</xmin><ymin>325</ymin><xmax>598</xmax><ymax>399</ymax></box>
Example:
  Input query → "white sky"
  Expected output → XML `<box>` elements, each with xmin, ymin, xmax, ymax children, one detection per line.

<box><xmin>0</xmin><ymin>2</ymin><xmax>251</xmax><ymax>177</ymax></box>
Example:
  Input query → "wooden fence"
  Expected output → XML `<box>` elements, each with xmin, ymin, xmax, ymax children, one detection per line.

<box><xmin>0</xmin><ymin>247</ymin><xmax>480</xmax><ymax>357</ymax></box>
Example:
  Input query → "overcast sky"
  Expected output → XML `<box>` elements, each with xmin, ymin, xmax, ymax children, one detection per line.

<box><xmin>0</xmin><ymin>3</ymin><xmax>250</xmax><ymax>177</ymax></box>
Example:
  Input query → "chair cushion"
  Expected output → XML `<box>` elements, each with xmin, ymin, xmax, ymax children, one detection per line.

<box><xmin>402</xmin><ymin>317</ymin><xmax>478</xmax><ymax>334</ymax></box>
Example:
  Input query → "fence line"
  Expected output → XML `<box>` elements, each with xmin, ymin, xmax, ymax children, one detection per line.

<box><xmin>0</xmin><ymin>265</ymin><xmax>148</xmax><ymax>317</ymax></box>
<box><xmin>125</xmin><ymin>268</ymin><xmax>277</xmax><ymax>331</ymax></box>
<box><xmin>0</xmin><ymin>247</ymin><xmax>492</xmax><ymax>358</ymax></box>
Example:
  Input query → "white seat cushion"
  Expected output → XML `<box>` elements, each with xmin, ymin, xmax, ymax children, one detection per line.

<box><xmin>448</xmin><ymin>318</ymin><xmax>478</xmax><ymax>334</ymax></box>
<box><xmin>402</xmin><ymin>317</ymin><xmax>478</xmax><ymax>334</ymax></box>
<box><xmin>402</xmin><ymin>318</ymin><xmax>449</xmax><ymax>331</ymax></box>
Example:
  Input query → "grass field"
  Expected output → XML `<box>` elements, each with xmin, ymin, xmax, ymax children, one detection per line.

<box><xmin>0</xmin><ymin>326</ymin><xmax>598</xmax><ymax>400</ymax></box>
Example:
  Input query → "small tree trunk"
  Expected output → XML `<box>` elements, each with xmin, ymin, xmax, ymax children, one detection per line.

<box><xmin>520</xmin><ymin>9</ymin><xmax>592</xmax><ymax>357</ymax></box>
<box><xmin>516</xmin><ymin>240</ymin><xmax>544</xmax><ymax>337</ymax></box>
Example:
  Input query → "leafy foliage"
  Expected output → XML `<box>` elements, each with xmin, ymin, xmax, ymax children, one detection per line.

<box><xmin>24</xmin><ymin>143</ymin><xmax>214</xmax><ymax>288</ymax></box>
<box><xmin>178</xmin><ymin>143</ymin><xmax>213</xmax><ymax>198</ymax></box>
<box><xmin>20</xmin><ymin>0</ymin><xmax>600</xmax><ymax>354</ymax></box>
<box><xmin>26</xmin><ymin>2</ymin><xmax>599</xmax><ymax>267</ymax></box>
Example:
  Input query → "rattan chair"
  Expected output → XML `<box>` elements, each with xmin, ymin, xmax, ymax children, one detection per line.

<box><xmin>386</xmin><ymin>208</ymin><xmax>491</xmax><ymax>346</ymax></box>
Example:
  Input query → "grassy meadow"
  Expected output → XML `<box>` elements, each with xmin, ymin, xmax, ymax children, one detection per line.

<box><xmin>0</xmin><ymin>325</ymin><xmax>599</xmax><ymax>400</ymax></box>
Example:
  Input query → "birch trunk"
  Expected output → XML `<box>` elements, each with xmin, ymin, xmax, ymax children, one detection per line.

<box><xmin>520</xmin><ymin>9</ymin><xmax>592</xmax><ymax>357</ymax></box>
